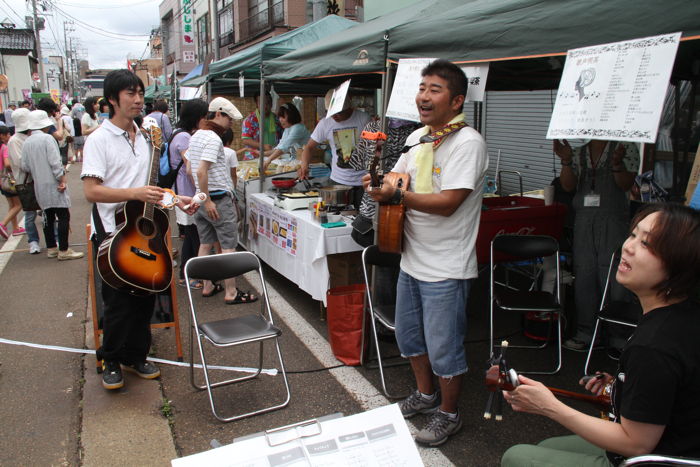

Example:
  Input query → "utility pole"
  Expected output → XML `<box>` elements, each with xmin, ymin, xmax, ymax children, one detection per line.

<box><xmin>31</xmin><ymin>0</ymin><xmax>46</xmax><ymax>92</ymax></box>
<box><xmin>161</xmin><ymin>20</ymin><xmax>168</xmax><ymax>83</ymax></box>
<box><xmin>63</xmin><ymin>21</ymin><xmax>73</xmax><ymax>98</ymax></box>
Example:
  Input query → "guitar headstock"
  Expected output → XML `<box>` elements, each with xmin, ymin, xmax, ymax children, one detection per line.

<box><xmin>147</xmin><ymin>125</ymin><xmax>163</xmax><ymax>150</ymax></box>
<box><xmin>362</xmin><ymin>130</ymin><xmax>387</xmax><ymax>188</ymax></box>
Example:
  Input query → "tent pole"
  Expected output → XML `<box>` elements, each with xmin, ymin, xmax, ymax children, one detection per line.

<box><xmin>379</xmin><ymin>33</ymin><xmax>390</xmax><ymax>133</ymax></box>
<box><xmin>259</xmin><ymin>78</ymin><xmax>266</xmax><ymax>186</ymax></box>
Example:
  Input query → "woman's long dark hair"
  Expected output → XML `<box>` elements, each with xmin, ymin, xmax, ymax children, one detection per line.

<box><xmin>84</xmin><ymin>97</ymin><xmax>98</xmax><ymax>120</ymax></box>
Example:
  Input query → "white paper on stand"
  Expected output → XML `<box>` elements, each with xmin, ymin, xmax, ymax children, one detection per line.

<box><xmin>171</xmin><ymin>404</ymin><xmax>424</xmax><ymax>466</ymax></box>
<box><xmin>326</xmin><ymin>79</ymin><xmax>351</xmax><ymax>117</ymax></box>
<box><xmin>461</xmin><ymin>64</ymin><xmax>489</xmax><ymax>102</ymax></box>
<box><xmin>386</xmin><ymin>58</ymin><xmax>436</xmax><ymax>123</ymax></box>
<box><xmin>547</xmin><ymin>32</ymin><xmax>681</xmax><ymax>143</ymax></box>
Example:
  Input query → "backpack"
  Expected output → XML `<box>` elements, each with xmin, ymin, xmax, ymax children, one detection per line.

<box><xmin>73</xmin><ymin>117</ymin><xmax>82</xmax><ymax>137</ymax></box>
<box><xmin>157</xmin><ymin>128</ymin><xmax>186</xmax><ymax>189</ymax></box>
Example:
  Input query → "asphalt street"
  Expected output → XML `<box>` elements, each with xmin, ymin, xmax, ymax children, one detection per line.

<box><xmin>0</xmin><ymin>163</ymin><xmax>620</xmax><ymax>466</ymax></box>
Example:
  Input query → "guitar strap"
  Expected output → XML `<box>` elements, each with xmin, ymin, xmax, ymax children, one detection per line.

<box><xmin>427</xmin><ymin>121</ymin><xmax>468</xmax><ymax>147</ymax></box>
<box><xmin>92</xmin><ymin>203</ymin><xmax>108</xmax><ymax>244</ymax></box>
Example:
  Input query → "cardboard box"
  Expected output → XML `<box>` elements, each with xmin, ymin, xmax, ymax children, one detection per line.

<box><xmin>297</xmin><ymin>146</ymin><xmax>326</xmax><ymax>164</ymax></box>
<box><xmin>328</xmin><ymin>251</ymin><xmax>364</xmax><ymax>288</ymax></box>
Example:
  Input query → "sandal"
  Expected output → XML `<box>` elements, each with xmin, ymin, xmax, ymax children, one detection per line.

<box><xmin>202</xmin><ymin>283</ymin><xmax>223</xmax><ymax>298</ymax></box>
<box><xmin>225</xmin><ymin>289</ymin><xmax>259</xmax><ymax>305</ymax></box>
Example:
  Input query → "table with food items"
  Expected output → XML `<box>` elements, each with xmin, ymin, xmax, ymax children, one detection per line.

<box><xmin>245</xmin><ymin>190</ymin><xmax>362</xmax><ymax>306</ymax></box>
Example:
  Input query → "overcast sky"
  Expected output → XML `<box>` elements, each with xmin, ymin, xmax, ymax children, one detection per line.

<box><xmin>4</xmin><ymin>0</ymin><xmax>161</xmax><ymax>69</ymax></box>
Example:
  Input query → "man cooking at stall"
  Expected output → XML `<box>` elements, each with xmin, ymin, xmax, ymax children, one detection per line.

<box><xmin>364</xmin><ymin>59</ymin><xmax>488</xmax><ymax>446</ymax></box>
<box><xmin>298</xmin><ymin>91</ymin><xmax>370</xmax><ymax>211</ymax></box>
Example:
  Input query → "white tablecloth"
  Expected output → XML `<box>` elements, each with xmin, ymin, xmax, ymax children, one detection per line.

<box><xmin>246</xmin><ymin>193</ymin><xmax>362</xmax><ymax>305</ymax></box>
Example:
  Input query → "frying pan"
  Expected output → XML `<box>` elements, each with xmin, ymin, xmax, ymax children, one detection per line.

<box><xmin>271</xmin><ymin>177</ymin><xmax>298</xmax><ymax>189</ymax></box>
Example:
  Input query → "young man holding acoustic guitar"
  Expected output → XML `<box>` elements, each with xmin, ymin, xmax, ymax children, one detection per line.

<box><xmin>364</xmin><ymin>59</ymin><xmax>488</xmax><ymax>446</ymax></box>
<box><xmin>82</xmin><ymin>70</ymin><xmax>197</xmax><ymax>390</ymax></box>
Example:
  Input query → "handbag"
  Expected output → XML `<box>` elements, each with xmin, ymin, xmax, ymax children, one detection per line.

<box><xmin>1</xmin><ymin>169</ymin><xmax>16</xmax><ymax>194</ymax></box>
<box><xmin>15</xmin><ymin>173</ymin><xmax>40</xmax><ymax>211</ymax></box>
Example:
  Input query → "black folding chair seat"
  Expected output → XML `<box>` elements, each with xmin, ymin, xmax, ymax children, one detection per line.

<box><xmin>495</xmin><ymin>289</ymin><xmax>560</xmax><ymax>312</ymax></box>
<box><xmin>200</xmin><ymin>315</ymin><xmax>282</xmax><ymax>346</ymax></box>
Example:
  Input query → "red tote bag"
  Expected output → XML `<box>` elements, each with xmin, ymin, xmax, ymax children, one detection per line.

<box><xmin>326</xmin><ymin>284</ymin><xmax>367</xmax><ymax>366</ymax></box>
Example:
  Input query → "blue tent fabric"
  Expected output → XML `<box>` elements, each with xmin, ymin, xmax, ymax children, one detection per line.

<box><xmin>180</xmin><ymin>64</ymin><xmax>204</xmax><ymax>86</ymax></box>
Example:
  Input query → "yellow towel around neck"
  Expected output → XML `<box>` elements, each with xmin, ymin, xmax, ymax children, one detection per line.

<box><xmin>413</xmin><ymin>113</ymin><xmax>466</xmax><ymax>193</ymax></box>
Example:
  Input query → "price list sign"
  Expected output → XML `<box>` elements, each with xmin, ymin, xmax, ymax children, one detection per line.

<box><xmin>547</xmin><ymin>32</ymin><xmax>681</xmax><ymax>143</ymax></box>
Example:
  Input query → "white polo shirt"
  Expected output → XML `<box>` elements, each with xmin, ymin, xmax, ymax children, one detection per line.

<box><xmin>81</xmin><ymin>119</ymin><xmax>151</xmax><ymax>233</ymax></box>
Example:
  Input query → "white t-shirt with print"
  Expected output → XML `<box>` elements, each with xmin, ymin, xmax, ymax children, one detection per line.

<box><xmin>392</xmin><ymin>125</ymin><xmax>488</xmax><ymax>282</ymax></box>
<box><xmin>310</xmin><ymin>109</ymin><xmax>370</xmax><ymax>186</ymax></box>
<box><xmin>188</xmin><ymin>129</ymin><xmax>230</xmax><ymax>193</ymax></box>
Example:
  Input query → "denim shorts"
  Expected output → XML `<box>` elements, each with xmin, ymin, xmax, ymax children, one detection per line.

<box><xmin>395</xmin><ymin>270</ymin><xmax>471</xmax><ymax>378</ymax></box>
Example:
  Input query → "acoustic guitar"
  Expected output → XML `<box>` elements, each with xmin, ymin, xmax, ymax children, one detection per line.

<box><xmin>367</xmin><ymin>132</ymin><xmax>408</xmax><ymax>254</ymax></box>
<box><xmin>97</xmin><ymin>126</ymin><xmax>173</xmax><ymax>296</ymax></box>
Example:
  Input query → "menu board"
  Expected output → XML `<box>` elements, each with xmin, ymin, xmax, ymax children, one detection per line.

<box><xmin>547</xmin><ymin>32</ymin><xmax>681</xmax><ymax>143</ymax></box>
<box><xmin>249</xmin><ymin>199</ymin><xmax>298</xmax><ymax>256</ymax></box>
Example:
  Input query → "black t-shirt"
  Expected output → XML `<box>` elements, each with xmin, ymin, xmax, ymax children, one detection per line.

<box><xmin>607</xmin><ymin>299</ymin><xmax>700</xmax><ymax>464</ymax></box>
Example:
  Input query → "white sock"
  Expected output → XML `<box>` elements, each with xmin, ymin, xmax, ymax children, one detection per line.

<box><xmin>438</xmin><ymin>409</ymin><xmax>458</xmax><ymax>419</ymax></box>
<box><xmin>420</xmin><ymin>391</ymin><xmax>437</xmax><ymax>401</ymax></box>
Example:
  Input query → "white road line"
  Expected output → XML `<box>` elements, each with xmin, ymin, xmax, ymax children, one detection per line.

<box><xmin>0</xmin><ymin>230</ymin><xmax>22</xmax><ymax>275</ymax></box>
<box><xmin>247</xmin><ymin>271</ymin><xmax>455</xmax><ymax>467</ymax></box>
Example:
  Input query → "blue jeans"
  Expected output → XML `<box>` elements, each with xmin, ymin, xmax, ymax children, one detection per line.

<box><xmin>23</xmin><ymin>210</ymin><xmax>40</xmax><ymax>244</ymax></box>
<box><xmin>395</xmin><ymin>270</ymin><xmax>471</xmax><ymax>378</ymax></box>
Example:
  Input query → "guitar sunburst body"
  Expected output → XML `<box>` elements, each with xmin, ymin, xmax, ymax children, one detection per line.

<box><xmin>97</xmin><ymin>201</ymin><xmax>172</xmax><ymax>295</ymax></box>
<box><xmin>96</xmin><ymin>125</ymin><xmax>173</xmax><ymax>295</ymax></box>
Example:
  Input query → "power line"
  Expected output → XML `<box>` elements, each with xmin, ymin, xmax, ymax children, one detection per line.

<box><xmin>0</xmin><ymin>0</ymin><xmax>26</xmax><ymax>25</ymax></box>
<box><xmin>50</xmin><ymin>2</ymin><xmax>151</xmax><ymax>39</ymax></box>
<box><xmin>56</xmin><ymin>0</ymin><xmax>157</xmax><ymax>9</ymax></box>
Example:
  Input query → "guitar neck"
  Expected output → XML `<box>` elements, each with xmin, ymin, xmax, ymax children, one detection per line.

<box><xmin>548</xmin><ymin>387</ymin><xmax>611</xmax><ymax>411</ymax></box>
<box><xmin>144</xmin><ymin>127</ymin><xmax>163</xmax><ymax>221</ymax></box>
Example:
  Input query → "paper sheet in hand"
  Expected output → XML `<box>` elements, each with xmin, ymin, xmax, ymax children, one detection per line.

<box><xmin>547</xmin><ymin>32</ymin><xmax>680</xmax><ymax>143</ymax></box>
<box><xmin>327</xmin><ymin>80</ymin><xmax>351</xmax><ymax>117</ymax></box>
<box><xmin>171</xmin><ymin>404</ymin><xmax>424</xmax><ymax>466</ymax></box>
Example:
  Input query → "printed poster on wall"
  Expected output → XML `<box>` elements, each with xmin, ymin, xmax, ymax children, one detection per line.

<box><xmin>547</xmin><ymin>32</ymin><xmax>681</xmax><ymax>143</ymax></box>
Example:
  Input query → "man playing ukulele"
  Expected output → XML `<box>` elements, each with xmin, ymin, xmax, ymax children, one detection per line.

<box><xmin>364</xmin><ymin>59</ymin><xmax>488</xmax><ymax>446</ymax></box>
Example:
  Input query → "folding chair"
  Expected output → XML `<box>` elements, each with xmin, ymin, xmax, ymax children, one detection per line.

<box><xmin>489</xmin><ymin>234</ymin><xmax>563</xmax><ymax>374</ymax></box>
<box><xmin>184</xmin><ymin>251</ymin><xmax>291</xmax><ymax>422</ymax></box>
<box><xmin>584</xmin><ymin>251</ymin><xmax>642</xmax><ymax>375</ymax></box>
<box><xmin>361</xmin><ymin>245</ymin><xmax>407</xmax><ymax>399</ymax></box>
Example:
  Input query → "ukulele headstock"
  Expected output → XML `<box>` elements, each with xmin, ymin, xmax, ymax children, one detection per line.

<box><xmin>362</xmin><ymin>130</ymin><xmax>387</xmax><ymax>188</ymax></box>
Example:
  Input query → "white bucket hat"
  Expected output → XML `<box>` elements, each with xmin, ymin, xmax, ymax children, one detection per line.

<box><xmin>208</xmin><ymin>97</ymin><xmax>243</xmax><ymax>120</ymax></box>
<box><xmin>28</xmin><ymin>110</ymin><xmax>54</xmax><ymax>130</ymax></box>
<box><xmin>11</xmin><ymin>108</ymin><xmax>31</xmax><ymax>132</ymax></box>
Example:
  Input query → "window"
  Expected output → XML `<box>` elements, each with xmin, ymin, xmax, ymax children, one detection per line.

<box><xmin>247</xmin><ymin>0</ymin><xmax>284</xmax><ymax>37</ymax></box>
<box><xmin>218</xmin><ymin>1</ymin><xmax>233</xmax><ymax>46</ymax></box>
<box><xmin>196</xmin><ymin>13</ymin><xmax>210</xmax><ymax>60</ymax></box>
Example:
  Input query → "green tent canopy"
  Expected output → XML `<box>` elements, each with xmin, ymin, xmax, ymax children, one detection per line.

<box><xmin>264</xmin><ymin>0</ymin><xmax>700</xmax><ymax>89</ymax></box>
<box><xmin>205</xmin><ymin>14</ymin><xmax>358</xmax><ymax>91</ymax></box>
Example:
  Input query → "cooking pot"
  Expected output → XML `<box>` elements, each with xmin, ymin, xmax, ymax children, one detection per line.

<box><xmin>319</xmin><ymin>185</ymin><xmax>353</xmax><ymax>206</ymax></box>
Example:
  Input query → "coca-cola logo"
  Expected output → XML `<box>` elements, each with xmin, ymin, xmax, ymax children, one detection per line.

<box><xmin>495</xmin><ymin>226</ymin><xmax>537</xmax><ymax>236</ymax></box>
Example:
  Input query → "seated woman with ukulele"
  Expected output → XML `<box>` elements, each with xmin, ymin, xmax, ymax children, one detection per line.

<box><xmin>500</xmin><ymin>203</ymin><xmax>700</xmax><ymax>467</ymax></box>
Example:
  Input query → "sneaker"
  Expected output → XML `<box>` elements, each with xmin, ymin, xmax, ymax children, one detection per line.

<box><xmin>0</xmin><ymin>223</ymin><xmax>8</xmax><ymax>239</ymax></box>
<box><xmin>12</xmin><ymin>227</ymin><xmax>26</xmax><ymax>236</ymax></box>
<box><xmin>57</xmin><ymin>248</ymin><xmax>84</xmax><ymax>261</ymax></box>
<box><xmin>47</xmin><ymin>247</ymin><xmax>58</xmax><ymax>258</ymax></box>
<box><xmin>122</xmin><ymin>361</ymin><xmax>160</xmax><ymax>379</ymax></box>
<box><xmin>399</xmin><ymin>389</ymin><xmax>441</xmax><ymax>418</ymax></box>
<box><xmin>563</xmin><ymin>338</ymin><xmax>589</xmax><ymax>352</ymax></box>
<box><xmin>102</xmin><ymin>360</ymin><xmax>124</xmax><ymax>390</ymax></box>
<box><xmin>415</xmin><ymin>410</ymin><xmax>463</xmax><ymax>446</ymax></box>
<box><xmin>28</xmin><ymin>241</ymin><xmax>41</xmax><ymax>254</ymax></box>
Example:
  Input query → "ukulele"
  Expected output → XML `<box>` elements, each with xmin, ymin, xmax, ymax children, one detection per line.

<box><xmin>366</xmin><ymin>131</ymin><xmax>409</xmax><ymax>254</ymax></box>
<box><xmin>97</xmin><ymin>126</ymin><xmax>173</xmax><ymax>296</ymax></box>
<box><xmin>484</xmin><ymin>341</ymin><xmax>611</xmax><ymax>421</ymax></box>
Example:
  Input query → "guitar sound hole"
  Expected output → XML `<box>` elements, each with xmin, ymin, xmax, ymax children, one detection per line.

<box><xmin>136</xmin><ymin>217</ymin><xmax>156</xmax><ymax>237</ymax></box>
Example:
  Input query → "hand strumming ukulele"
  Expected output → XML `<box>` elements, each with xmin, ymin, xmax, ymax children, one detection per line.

<box><xmin>97</xmin><ymin>126</ymin><xmax>173</xmax><ymax>295</ymax></box>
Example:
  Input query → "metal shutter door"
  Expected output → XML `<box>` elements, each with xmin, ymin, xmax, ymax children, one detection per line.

<box><xmin>483</xmin><ymin>90</ymin><xmax>560</xmax><ymax>195</ymax></box>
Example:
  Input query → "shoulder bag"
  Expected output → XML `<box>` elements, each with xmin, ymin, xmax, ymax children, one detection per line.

<box><xmin>1</xmin><ymin>167</ymin><xmax>16</xmax><ymax>194</ymax></box>
<box><xmin>15</xmin><ymin>173</ymin><xmax>40</xmax><ymax>211</ymax></box>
